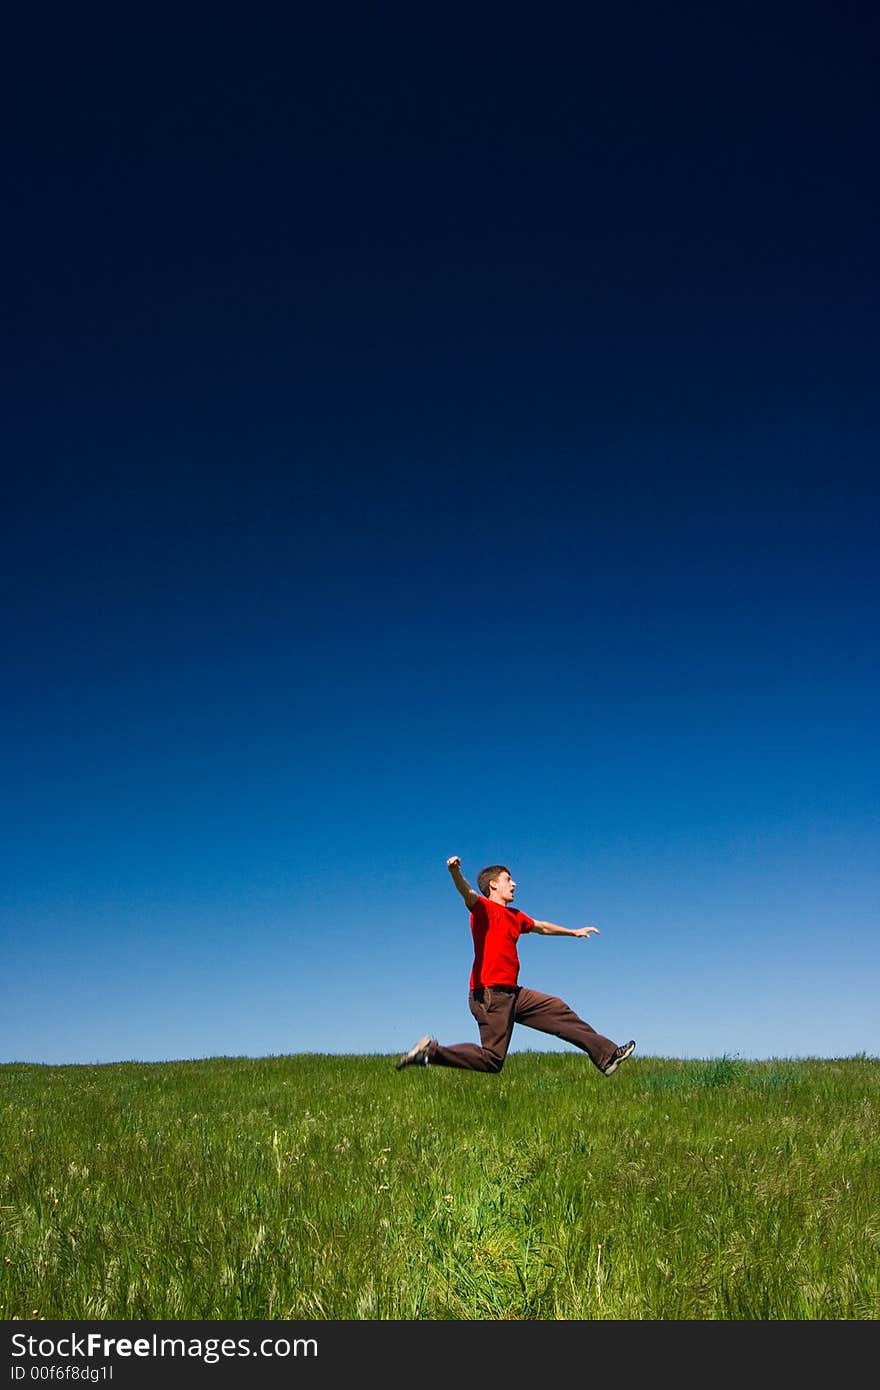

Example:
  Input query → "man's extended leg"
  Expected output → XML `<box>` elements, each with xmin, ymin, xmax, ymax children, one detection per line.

<box><xmin>513</xmin><ymin>987</ymin><xmax>618</xmax><ymax>1072</ymax></box>
<box><xmin>428</xmin><ymin>986</ymin><xmax>517</xmax><ymax>1072</ymax></box>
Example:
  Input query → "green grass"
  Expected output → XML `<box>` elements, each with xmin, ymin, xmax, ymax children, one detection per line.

<box><xmin>1</xmin><ymin>1054</ymin><xmax>878</xmax><ymax>1319</ymax></box>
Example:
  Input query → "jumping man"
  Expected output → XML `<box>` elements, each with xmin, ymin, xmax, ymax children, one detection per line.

<box><xmin>396</xmin><ymin>857</ymin><xmax>636</xmax><ymax>1074</ymax></box>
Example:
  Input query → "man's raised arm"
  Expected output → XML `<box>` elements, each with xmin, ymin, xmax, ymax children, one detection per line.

<box><xmin>446</xmin><ymin>855</ymin><xmax>481</xmax><ymax>909</ymax></box>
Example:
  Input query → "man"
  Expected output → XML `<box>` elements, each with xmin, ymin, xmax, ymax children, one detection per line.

<box><xmin>396</xmin><ymin>857</ymin><xmax>635</xmax><ymax>1075</ymax></box>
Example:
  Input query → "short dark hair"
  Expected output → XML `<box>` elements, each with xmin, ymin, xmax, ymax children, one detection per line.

<box><xmin>477</xmin><ymin>864</ymin><xmax>510</xmax><ymax>897</ymax></box>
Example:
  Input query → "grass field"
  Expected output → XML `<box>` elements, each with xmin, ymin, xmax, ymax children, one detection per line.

<box><xmin>1</xmin><ymin>1053</ymin><xmax>877</xmax><ymax>1320</ymax></box>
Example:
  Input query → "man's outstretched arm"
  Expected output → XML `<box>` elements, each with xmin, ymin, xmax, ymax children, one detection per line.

<box><xmin>446</xmin><ymin>855</ymin><xmax>481</xmax><ymax>909</ymax></box>
<box><xmin>531</xmin><ymin>920</ymin><xmax>600</xmax><ymax>938</ymax></box>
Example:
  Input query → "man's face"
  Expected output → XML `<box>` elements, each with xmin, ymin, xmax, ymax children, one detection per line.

<box><xmin>492</xmin><ymin>870</ymin><xmax>516</xmax><ymax>903</ymax></box>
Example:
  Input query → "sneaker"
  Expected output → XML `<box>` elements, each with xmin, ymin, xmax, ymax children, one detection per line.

<box><xmin>395</xmin><ymin>1034</ymin><xmax>434</xmax><ymax>1070</ymax></box>
<box><xmin>602</xmin><ymin>1040</ymin><xmax>636</xmax><ymax>1076</ymax></box>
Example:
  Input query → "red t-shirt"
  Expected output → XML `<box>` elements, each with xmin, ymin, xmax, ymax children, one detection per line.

<box><xmin>468</xmin><ymin>896</ymin><xmax>535</xmax><ymax>989</ymax></box>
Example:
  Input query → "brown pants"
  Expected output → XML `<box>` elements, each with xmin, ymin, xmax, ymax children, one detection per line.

<box><xmin>428</xmin><ymin>984</ymin><xmax>618</xmax><ymax>1073</ymax></box>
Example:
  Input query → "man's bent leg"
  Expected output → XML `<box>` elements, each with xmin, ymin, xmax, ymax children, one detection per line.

<box><xmin>514</xmin><ymin>987</ymin><xmax>618</xmax><ymax>1072</ymax></box>
<box><xmin>429</xmin><ymin>987</ymin><xmax>516</xmax><ymax>1072</ymax></box>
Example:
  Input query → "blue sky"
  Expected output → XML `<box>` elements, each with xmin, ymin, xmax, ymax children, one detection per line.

<box><xmin>2</xmin><ymin>6</ymin><xmax>878</xmax><ymax>1063</ymax></box>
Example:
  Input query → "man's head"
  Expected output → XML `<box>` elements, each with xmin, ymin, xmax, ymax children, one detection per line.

<box><xmin>477</xmin><ymin>864</ymin><xmax>517</xmax><ymax>904</ymax></box>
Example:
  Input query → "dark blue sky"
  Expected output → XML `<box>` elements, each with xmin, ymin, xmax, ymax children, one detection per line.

<box><xmin>3</xmin><ymin>4</ymin><xmax>878</xmax><ymax>1062</ymax></box>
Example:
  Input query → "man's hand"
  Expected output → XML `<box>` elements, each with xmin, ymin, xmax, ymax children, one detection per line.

<box><xmin>447</xmin><ymin>855</ymin><xmax>462</xmax><ymax>871</ymax></box>
<box><xmin>572</xmin><ymin>926</ymin><xmax>600</xmax><ymax>938</ymax></box>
